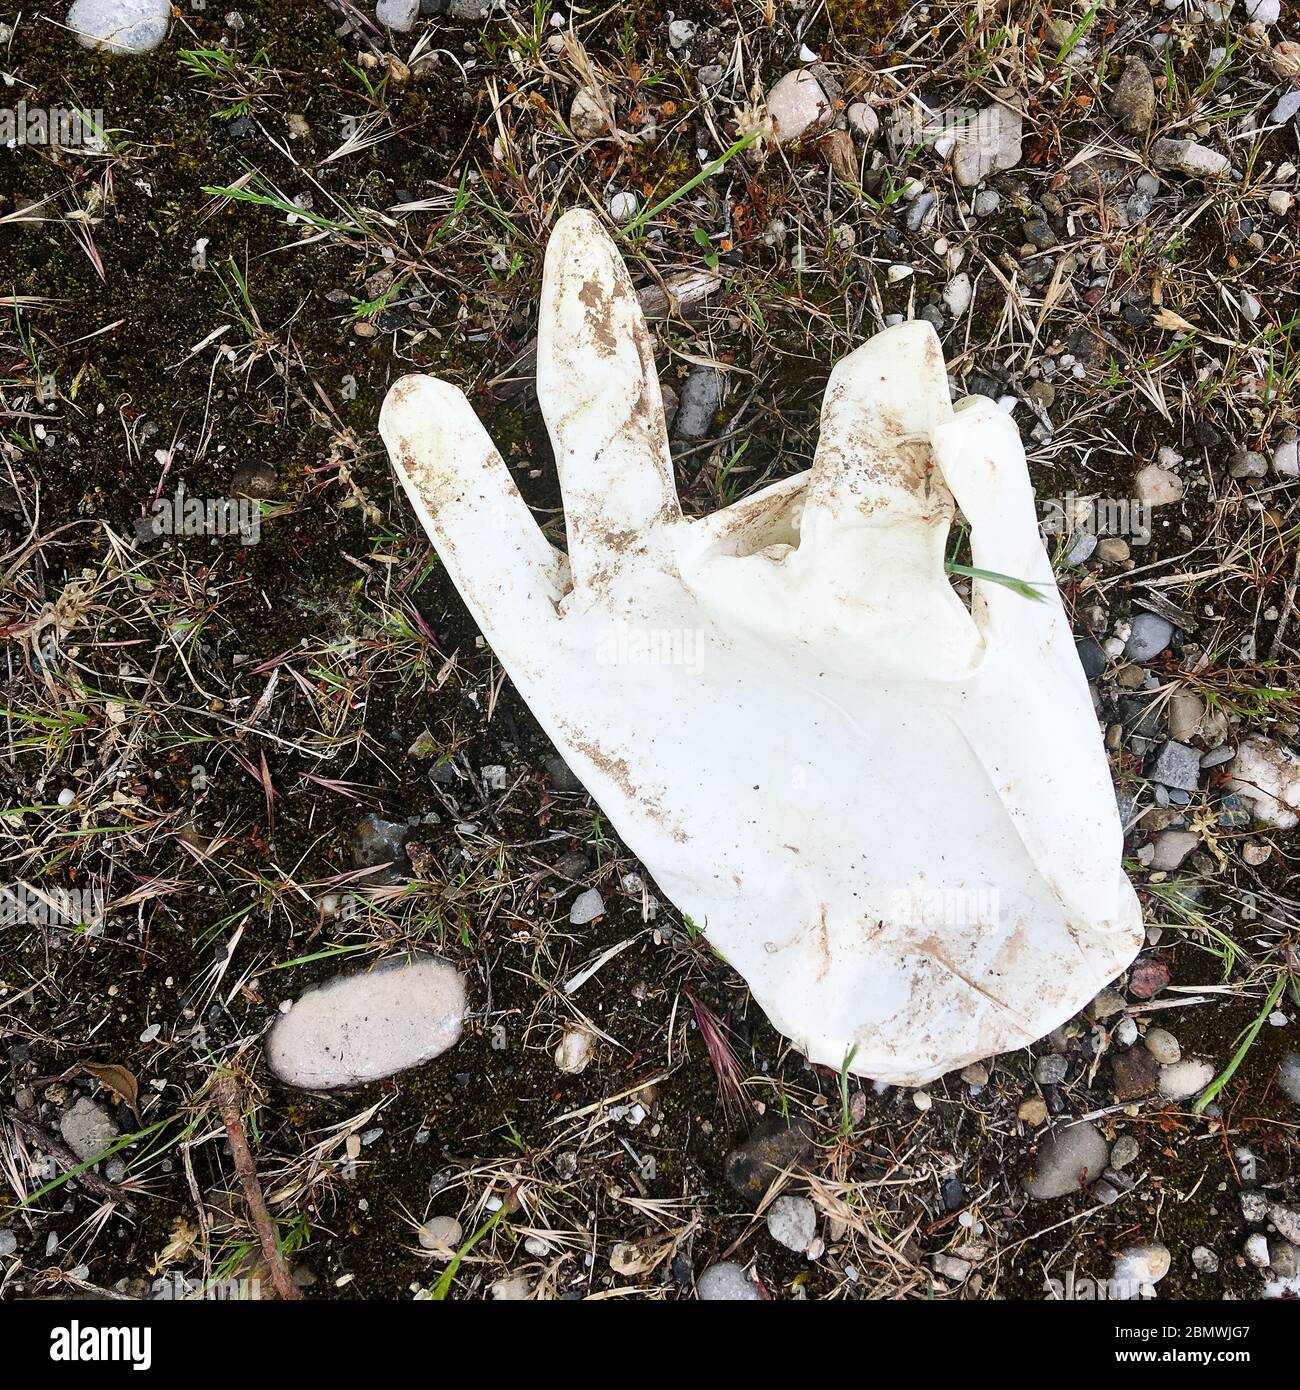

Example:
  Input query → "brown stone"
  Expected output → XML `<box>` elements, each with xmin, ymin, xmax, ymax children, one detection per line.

<box><xmin>1112</xmin><ymin>1046</ymin><xmax>1160</xmax><ymax>1101</ymax></box>
<box><xmin>1128</xmin><ymin>956</ymin><xmax>1170</xmax><ymax>1000</ymax></box>
<box><xmin>723</xmin><ymin>1114</ymin><xmax>816</xmax><ymax>1203</ymax></box>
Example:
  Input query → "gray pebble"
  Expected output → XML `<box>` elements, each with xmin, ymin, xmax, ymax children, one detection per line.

<box><xmin>673</xmin><ymin>366</ymin><xmax>726</xmax><ymax>440</ymax></box>
<box><xmin>1035</xmin><ymin>1053</ymin><xmax>1069</xmax><ymax>1085</ymax></box>
<box><xmin>697</xmin><ymin>1261</ymin><xmax>762</xmax><ymax>1300</ymax></box>
<box><xmin>1144</xmin><ymin>1027</ymin><xmax>1181</xmax><ymax>1065</ymax></box>
<box><xmin>569</xmin><ymin>888</ymin><xmax>605</xmax><ymax>925</ymax></box>
<box><xmin>1110</xmin><ymin>1134</ymin><xmax>1140</xmax><ymax>1169</ymax></box>
<box><xmin>1148</xmin><ymin>740</ymin><xmax>1201</xmax><ymax>792</ymax></box>
<box><xmin>1023</xmin><ymin>1120</ymin><xmax>1110</xmax><ymax>1200</ymax></box>
<box><xmin>1125</xmin><ymin>612</ymin><xmax>1174</xmax><ymax>661</ymax></box>
<box><xmin>766</xmin><ymin>1195</ymin><xmax>817</xmax><ymax>1252</ymax></box>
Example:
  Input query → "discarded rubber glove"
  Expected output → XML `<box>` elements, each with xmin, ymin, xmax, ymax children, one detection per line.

<box><xmin>380</xmin><ymin>209</ymin><xmax>1142</xmax><ymax>1085</ymax></box>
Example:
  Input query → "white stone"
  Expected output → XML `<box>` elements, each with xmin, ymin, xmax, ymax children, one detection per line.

<box><xmin>1271</xmin><ymin>90</ymin><xmax>1300</xmax><ymax>125</ymax></box>
<box><xmin>765</xmin><ymin>70</ymin><xmax>832</xmax><ymax>144</ymax></box>
<box><xmin>1279</xmin><ymin>1051</ymin><xmax>1300</xmax><ymax>1107</ymax></box>
<box><xmin>1144</xmin><ymin>1027</ymin><xmax>1181</xmax><ymax>1065</ymax></box>
<box><xmin>418</xmin><ymin>1215</ymin><xmax>462</xmax><ymax>1253</ymax></box>
<box><xmin>1227</xmin><ymin>736</ymin><xmax>1300</xmax><ymax>828</ymax></box>
<box><xmin>1158</xmin><ymin>1058</ymin><xmax>1215</xmax><ymax>1102</ymax></box>
<box><xmin>767</xmin><ymin>1195</ymin><xmax>817</xmax><ymax>1253</ymax></box>
<box><xmin>555</xmin><ymin>1028</ymin><xmax>594</xmax><ymax>1074</ymax></box>
<box><xmin>697</xmin><ymin>1261</ymin><xmax>762</xmax><ymax>1300</ymax></box>
<box><xmin>1113</xmin><ymin>1242</ymin><xmax>1170</xmax><ymax>1299</ymax></box>
<box><xmin>376</xmin><ymin>0</ymin><xmax>419</xmax><ymax>31</ymax></box>
<box><xmin>951</xmin><ymin>102</ymin><xmax>1023</xmax><ymax>188</ymax></box>
<box><xmin>943</xmin><ymin>273</ymin><xmax>973</xmax><ymax>318</ymax></box>
<box><xmin>265</xmin><ymin>956</ymin><xmax>465</xmax><ymax>1088</ymax></box>
<box><xmin>1134</xmin><ymin>462</ymin><xmax>1184</xmax><ymax>507</ymax></box>
<box><xmin>1151</xmin><ymin>138</ymin><xmax>1230</xmax><ymax>179</ymax></box>
<box><xmin>569</xmin><ymin>888</ymin><xmax>605</xmax><ymax>924</ymax></box>
<box><xmin>847</xmin><ymin>103</ymin><xmax>879</xmax><ymax>142</ymax></box>
<box><xmin>59</xmin><ymin>1097</ymin><xmax>119</xmax><ymax>1162</ymax></box>
<box><xmin>1269</xmin><ymin>189</ymin><xmax>1295</xmax><ymax>216</ymax></box>
<box><xmin>1273</xmin><ymin>435</ymin><xmax>1300</xmax><ymax>479</ymax></box>
<box><xmin>1245</xmin><ymin>1232</ymin><xmax>1272</xmax><ymax>1266</ymax></box>
<box><xmin>609</xmin><ymin>191</ymin><xmax>638</xmax><ymax>222</ymax></box>
<box><xmin>67</xmin><ymin>0</ymin><xmax>170</xmax><ymax>54</ymax></box>
<box><xmin>570</xmin><ymin>87</ymin><xmax>607</xmax><ymax>140</ymax></box>
<box><xmin>1245</xmin><ymin>0</ymin><xmax>1281</xmax><ymax>22</ymax></box>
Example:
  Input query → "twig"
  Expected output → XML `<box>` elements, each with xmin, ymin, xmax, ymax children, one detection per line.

<box><xmin>211</xmin><ymin>1075</ymin><xmax>301</xmax><ymax>1301</ymax></box>
<box><xmin>2</xmin><ymin>1106</ymin><xmax>137</xmax><ymax>1208</ymax></box>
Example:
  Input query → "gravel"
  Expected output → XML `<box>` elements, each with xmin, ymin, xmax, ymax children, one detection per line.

<box><xmin>554</xmin><ymin>1029</ymin><xmax>594</xmax><ymax>1074</ymax></box>
<box><xmin>1109</xmin><ymin>59</ymin><xmax>1155</xmax><ymax>134</ymax></box>
<box><xmin>1149</xmin><ymin>830</ymin><xmax>1198</xmax><ymax>871</ymax></box>
<box><xmin>765</xmin><ymin>70</ymin><xmax>832</xmax><ymax>144</ymax></box>
<box><xmin>766</xmin><ymin>1195</ymin><xmax>817</xmax><ymax>1253</ymax></box>
<box><xmin>1125</xmin><ymin>613</ymin><xmax>1174</xmax><ymax>661</ymax></box>
<box><xmin>724</xmin><ymin>1114</ymin><xmax>816</xmax><ymax>1202</ymax></box>
<box><xmin>1034</xmin><ymin>1053</ymin><xmax>1068</xmax><ymax>1085</ymax></box>
<box><xmin>1148</xmin><ymin>741</ymin><xmax>1201</xmax><ymax>792</ymax></box>
<box><xmin>951</xmin><ymin>101</ymin><xmax>1023</xmax><ymax>186</ymax></box>
<box><xmin>1158</xmin><ymin>1058</ymin><xmax>1215</xmax><ymax>1102</ymax></box>
<box><xmin>1134</xmin><ymin>462</ymin><xmax>1184</xmax><ymax>506</ymax></box>
<box><xmin>376</xmin><ymin>0</ymin><xmax>419</xmax><ymax>30</ymax></box>
<box><xmin>67</xmin><ymin>0</ymin><xmax>171</xmax><ymax>53</ymax></box>
<box><xmin>265</xmin><ymin>956</ymin><xmax>466</xmax><ymax>1088</ymax></box>
<box><xmin>1023</xmin><ymin>1121</ymin><xmax>1110</xmax><ymax>1199</ymax></box>
<box><xmin>568</xmin><ymin>888</ymin><xmax>605</xmax><ymax>925</ymax></box>
<box><xmin>673</xmin><ymin>366</ymin><xmax>726</xmax><ymax>440</ymax></box>
<box><xmin>1110</xmin><ymin>1134</ymin><xmax>1140</xmax><ymax>1169</ymax></box>
<box><xmin>697</xmin><ymin>1261</ymin><xmax>762</xmax><ymax>1300</ymax></box>
<box><xmin>351</xmin><ymin>813</ymin><xmax>413</xmax><ymax>885</ymax></box>
<box><xmin>418</xmin><ymin>1215</ymin><xmax>463</xmax><ymax>1253</ymax></box>
<box><xmin>1113</xmin><ymin>1243</ymin><xmax>1170</xmax><ymax>1298</ymax></box>
<box><xmin>1151</xmin><ymin>138</ymin><xmax>1229</xmax><ymax>179</ymax></box>
<box><xmin>1144</xmin><ymin>1027</ymin><xmax>1182</xmax><ymax>1065</ymax></box>
<box><xmin>1226</xmin><ymin>737</ymin><xmax>1300</xmax><ymax>829</ymax></box>
<box><xmin>59</xmin><ymin>1097</ymin><xmax>120</xmax><ymax>1162</ymax></box>
<box><xmin>943</xmin><ymin>273</ymin><xmax>973</xmax><ymax>318</ymax></box>
<box><xmin>1112</xmin><ymin>1047</ymin><xmax>1159</xmax><ymax>1100</ymax></box>
<box><xmin>1278</xmin><ymin>1052</ymin><xmax>1300</xmax><ymax>1107</ymax></box>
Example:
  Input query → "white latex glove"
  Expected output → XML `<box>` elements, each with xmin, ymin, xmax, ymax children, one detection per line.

<box><xmin>380</xmin><ymin>210</ymin><xmax>1142</xmax><ymax>1085</ymax></box>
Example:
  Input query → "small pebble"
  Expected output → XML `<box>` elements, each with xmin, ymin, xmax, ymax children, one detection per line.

<box><xmin>766</xmin><ymin>1195</ymin><xmax>817</xmax><ymax>1253</ymax></box>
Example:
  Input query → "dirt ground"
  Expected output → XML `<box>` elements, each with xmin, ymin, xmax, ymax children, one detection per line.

<box><xmin>1</xmin><ymin>0</ymin><xmax>1298</xmax><ymax>1302</ymax></box>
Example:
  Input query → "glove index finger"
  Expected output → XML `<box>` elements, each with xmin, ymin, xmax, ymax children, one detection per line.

<box><xmin>380</xmin><ymin>374</ymin><xmax>568</xmax><ymax>657</ymax></box>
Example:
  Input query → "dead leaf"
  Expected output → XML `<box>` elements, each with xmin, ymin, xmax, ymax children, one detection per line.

<box><xmin>81</xmin><ymin>1062</ymin><xmax>142</xmax><ymax>1123</ymax></box>
<box><xmin>150</xmin><ymin>1219</ymin><xmax>199</xmax><ymax>1274</ymax></box>
<box><xmin>1152</xmin><ymin>307</ymin><xmax>1196</xmax><ymax>333</ymax></box>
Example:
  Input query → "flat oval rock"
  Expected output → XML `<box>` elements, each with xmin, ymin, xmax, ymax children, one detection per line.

<box><xmin>266</xmin><ymin>956</ymin><xmax>466</xmax><ymax>1089</ymax></box>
